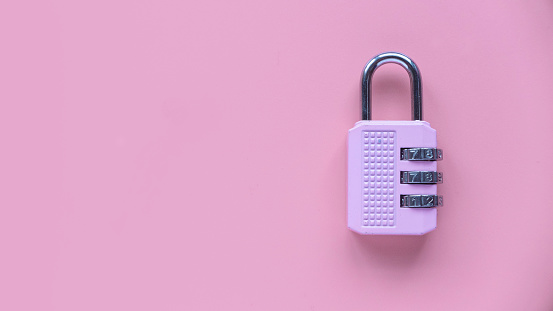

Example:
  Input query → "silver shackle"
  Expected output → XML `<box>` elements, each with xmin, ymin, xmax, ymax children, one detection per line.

<box><xmin>361</xmin><ymin>52</ymin><xmax>423</xmax><ymax>121</ymax></box>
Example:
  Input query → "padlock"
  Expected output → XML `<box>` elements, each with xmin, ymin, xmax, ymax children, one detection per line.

<box><xmin>347</xmin><ymin>52</ymin><xmax>443</xmax><ymax>235</ymax></box>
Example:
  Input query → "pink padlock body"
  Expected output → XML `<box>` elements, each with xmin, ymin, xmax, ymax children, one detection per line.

<box><xmin>348</xmin><ymin>120</ymin><xmax>438</xmax><ymax>235</ymax></box>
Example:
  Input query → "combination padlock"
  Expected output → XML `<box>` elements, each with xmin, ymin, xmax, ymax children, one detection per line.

<box><xmin>347</xmin><ymin>52</ymin><xmax>443</xmax><ymax>235</ymax></box>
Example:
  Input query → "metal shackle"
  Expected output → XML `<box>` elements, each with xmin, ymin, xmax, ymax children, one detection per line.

<box><xmin>361</xmin><ymin>52</ymin><xmax>423</xmax><ymax>121</ymax></box>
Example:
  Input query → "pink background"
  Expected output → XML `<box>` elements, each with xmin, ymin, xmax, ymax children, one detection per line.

<box><xmin>1</xmin><ymin>0</ymin><xmax>553</xmax><ymax>310</ymax></box>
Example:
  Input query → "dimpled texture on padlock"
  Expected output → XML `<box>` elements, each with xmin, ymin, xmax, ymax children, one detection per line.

<box><xmin>347</xmin><ymin>52</ymin><xmax>443</xmax><ymax>235</ymax></box>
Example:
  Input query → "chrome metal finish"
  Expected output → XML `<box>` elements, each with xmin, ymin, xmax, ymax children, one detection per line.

<box><xmin>361</xmin><ymin>52</ymin><xmax>423</xmax><ymax>121</ymax></box>
<box><xmin>400</xmin><ymin>171</ymin><xmax>443</xmax><ymax>184</ymax></box>
<box><xmin>400</xmin><ymin>195</ymin><xmax>443</xmax><ymax>208</ymax></box>
<box><xmin>400</xmin><ymin>148</ymin><xmax>443</xmax><ymax>161</ymax></box>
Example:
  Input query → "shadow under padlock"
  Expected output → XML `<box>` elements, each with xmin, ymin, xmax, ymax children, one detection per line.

<box><xmin>351</xmin><ymin>233</ymin><xmax>428</xmax><ymax>266</ymax></box>
<box><xmin>347</xmin><ymin>52</ymin><xmax>444</xmax><ymax>235</ymax></box>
